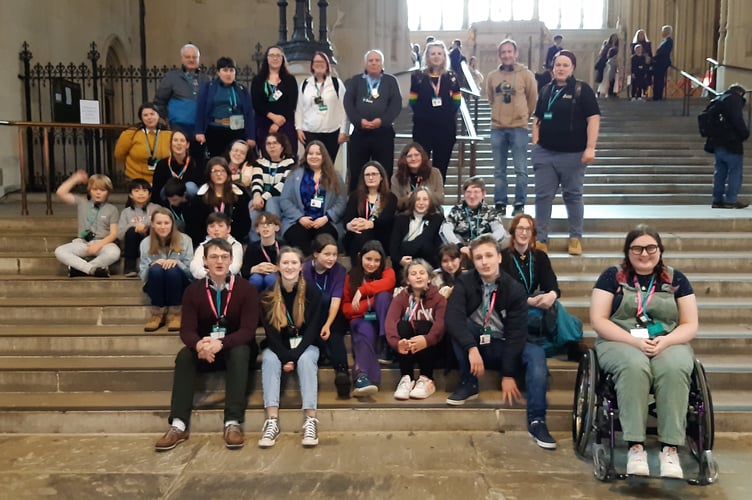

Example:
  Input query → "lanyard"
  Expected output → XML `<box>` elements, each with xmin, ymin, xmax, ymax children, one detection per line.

<box><xmin>410</xmin><ymin>175</ymin><xmax>423</xmax><ymax>191</ymax></box>
<box><xmin>482</xmin><ymin>288</ymin><xmax>498</xmax><ymax>329</ymax></box>
<box><xmin>285</xmin><ymin>309</ymin><xmax>295</xmax><ymax>328</ymax></box>
<box><xmin>227</xmin><ymin>87</ymin><xmax>238</xmax><ymax>112</ymax></box>
<box><xmin>168</xmin><ymin>156</ymin><xmax>189</xmax><ymax>179</ymax></box>
<box><xmin>86</xmin><ymin>202</ymin><xmax>102</xmax><ymax>228</ymax></box>
<box><xmin>313</xmin><ymin>174</ymin><xmax>322</xmax><ymax>197</ymax></box>
<box><xmin>206</xmin><ymin>275</ymin><xmax>235</xmax><ymax>322</ymax></box>
<box><xmin>265</xmin><ymin>81</ymin><xmax>278</xmax><ymax>101</ymax></box>
<box><xmin>366</xmin><ymin>75</ymin><xmax>381</xmax><ymax>94</ymax></box>
<box><xmin>314</xmin><ymin>272</ymin><xmax>328</xmax><ymax>291</ymax></box>
<box><xmin>635</xmin><ymin>275</ymin><xmax>656</xmax><ymax>318</ymax></box>
<box><xmin>365</xmin><ymin>196</ymin><xmax>378</xmax><ymax>220</ymax></box>
<box><xmin>214</xmin><ymin>202</ymin><xmax>226</xmax><ymax>214</ymax></box>
<box><xmin>314</xmin><ymin>79</ymin><xmax>323</xmax><ymax>97</ymax></box>
<box><xmin>512</xmin><ymin>252</ymin><xmax>534</xmax><ymax>294</ymax></box>
<box><xmin>261</xmin><ymin>241</ymin><xmax>279</xmax><ymax>263</ymax></box>
<box><xmin>463</xmin><ymin>207</ymin><xmax>481</xmax><ymax>239</ymax></box>
<box><xmin>170</xmin><ymin>207</ymin><xmax>184</xmax><ymax>222</ymax></box>
<box><xmin>143</xmin><ymin>129</ymin><xmax>160</xmax><ymax>158</ymax></box>
<box><xmin>547</xmin><ymin>86</ymin><xmax>565</xmax><ymax>112</ymax></box>
<box><xmin>429</xmin><ymin>75</ymin><xmax>441</xmax><ymax>97</ymax></box>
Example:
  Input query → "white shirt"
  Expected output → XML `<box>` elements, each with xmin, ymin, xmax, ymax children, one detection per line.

<box><xmin>294</xmin><ymin>75</ymin><xmax>348</xmax><ymax>134</ymax></box>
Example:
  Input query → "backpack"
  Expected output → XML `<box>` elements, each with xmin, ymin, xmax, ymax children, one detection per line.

<box><xmin>301</xmin><ymin>76</ymin><xmax>340</xmax><ymax>97</ymax></box>
<box><xmin>698</xmin><ymin>94</ymin><xmax>729</xmax><ymax>138</ymax></box>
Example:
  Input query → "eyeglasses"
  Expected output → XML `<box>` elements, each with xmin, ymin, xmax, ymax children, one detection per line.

<box><xmin>629</xmin><ymin>245</ymin><xmax>659</xmax><ymax>255</ymax></box>
<box><xmin>515</xmin><ymin>227</ymin><xmax>533</xmax><ymax>233</ymax></box>
<box><xmin>363</xmin><ymin>172</ymin><xmax>380</xmax><ymax>177</ymax></box>
<box><xmin>207</xmin><ymin>254</ymin><xmax>231</xmax><ymax>261</ymax></box>
<box><xmin>210</xmin><ymin>169</ymin><xmax>226</xmax><ymax>175</ymax></box>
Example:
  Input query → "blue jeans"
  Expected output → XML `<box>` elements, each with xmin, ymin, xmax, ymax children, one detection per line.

<box><xmin>492</xmin><ymin>127</ymin><xmax>529</xmax><ymax>207</ymax></box>
<box><xmin>143</xmin><ymin>265</ymin><xmax>190</xmax><ymax>307</ymax></box>
<box><xmin>261</xmin><ymin>345</ymin><xmax>319</xmax><ymax>410</ymax></box>
<box><xmin>451</xmin><ymin>320</ymin><xmax>548</xmax><ymax>422</ymax></box>
<box><xmin>713</xmin><ymin>147</ymin><xmax>744</xmax><ymax>203</ymax></box>
<box><xmin>532</xmin><ymin>145</ymin><xmax>586</xmax><ymax>243</ymax></box>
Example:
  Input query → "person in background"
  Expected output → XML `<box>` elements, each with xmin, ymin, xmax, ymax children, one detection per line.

<box><xmin>115</xmin><ymin>102</ymin><xmax>172</xmax><ymax>183</ymax></box>
<box><xmin>241</xmin><ymin>212</ymin><xmax>284</xmax><ymax>293</ymax></box>
<box><xmin>344</xmin><ymin>49</ymin><xmax>402</xmax><ymax>192</ymax></box>
<box><xmin>251</xmin><ymin>46</ymin><xmax>299</xmax><ymax>156</ymax></box>
<box><xmin>190</xmin><ymin>212</ymin><xmax>243</xmax><ymax>280</ymax></box>
<box><xmin>54</xmin><ymin>170</ymin><xmax>120</xmax><ymax>278</ymax></box>
<box><xmin>153</xmin><ymin>43</ymin><xmax>210</xmax><ymax>162</ymax></box>
<box><xmin>449</xmin><ymin>39</ymin><xmax>467</xmax><ymax>87</ymax></box>
<box><xmin>389</xmin><ymin>186</ymin><xmax>444</xmax><ymax>280</ymax></box>
<box><xmin>249</xmin><ymin>132</ymin><xmax>296</xmax><ymax>241</ymax></box>
<box><xmin>652</xmin><ymin>25</ymin><xmax>673</xmax><ymax>101</ymax></box>
<box><xmin>409</xmin><ymin>40</ymin><xmax>461</xmax><ymax>180</ymax></box>
<box><xmin>487</xmin><ymin>39</ymin><xmax>538</xmax><ymax>217</ymax></box>
<box><xmin>594</xmin><ymin>33</ymin><xmax>619</xmax><ymax>97</ymax></box>
<box><xmin>385</xmin><ymin>259</ymin><xmax>447</xmax><ymax>400</ymax></box>
<box><xmin>154</xmin><ymin>238</ymin><xmax>259</xmax><ymax>452</ymax></box>
<box><xmin>295</xmin><ymin>51</ymin><xmax>348</xmax><ymax>162</ymax></box>
<box><xmin>532</xmin><ymin>51</ymin><xmax>600</xmax><ymax>256</ymax></box>
<box><xmin>258</xmin><ymin>246</ymin><xmax>323</xmax><ymax>449</ymax></box>
<box><xmin>545</xmin><ymin>35</ymin><xmax>564</xmax><ymax>71</ymax></box>
<box><xmin>630</xmin><ymin>45</ymin><xmax>650</xmax><ymax>101</ymax></box>
<box><xmin>140</xmin><ymin>208</ymin><xmax>194</xmax><ymax>332</ymax></box>
<box><xmin>630</xmin><ymin>29</ymin><xmax>653</xmax><ymax>58</ymax></box>
<box><xmin>151</xmin><ymin>130</ymin><xmax>203</xmax><ymax>204</ymax></box>
<box><xmin>705</xmin><ymin>84</ymin><xmax>750</xmax><ymax>209</ymax></box>
<box><xmin>163</xmin><ymin>178</ymin><xmax>190</xmax><ymax>234</ymax></box>
<box><xmin>468</xmin><ymin>56</ymin><xmax>484</xmax><ymax>97</ymax></box>
<box><xmin>605</xmin><ymin>47</ymin><xmax>619</xmax><ymax>98</ymax></box>
<box><xmin>118</xmin><ymin>178</ymin><xmax>160</xmax><ymax>277</ymax></box>
<box><xmin>195</xmin><ymin>57</ymin><xmax>256</xmax><ymax>158</ymax></box>
<box><xmin>390</xmin><ymin>142</ymin><xmax>444</xmax><ymax>211</ymax></box>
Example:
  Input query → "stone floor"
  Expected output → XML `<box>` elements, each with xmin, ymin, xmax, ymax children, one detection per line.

<box><xmin>1</xmin><ymin>431</ymin><xmax>749</xmax><ymax>499</ymax></box>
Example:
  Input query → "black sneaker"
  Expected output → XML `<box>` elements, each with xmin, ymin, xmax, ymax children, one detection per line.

<box><xmin>495</xmin><ymin>203</ymin><xmax>507</xmax><ymax>216</ymax></box>
<box><xmin>723</xmin><ymin>200</ymin><xmax>750</xmax><ymax>209</ymax></box>
<box><xmin>68</xmin><ymin>267</ymin><xmax>88</xmax><ymax>278</ymax></box>
<box><xmin>445</xmin><ymin>383</ymin><xmax>479</xmax><ymax>406</ymax></box>
<box><xmin>377</xmin><ymin>340</ymin><xmax>394</xmax><ymax>365</ymax></box>
<box><xmin>528</xmin><ymin>419</ymin><xmax>557</xmax><ymax>449</ymax></box>
<box><xmin>512</xmin><ymin>205</ymin><xmax>524</xmax><ymax>216</ymax></box>
<box><xmin>334</xmin><ymin>370</ymin><xmax>351</xmax><ymax>399</ymax></box>
<box><xmin>711</xmin><ymin>200</ymin><xmax>724</xmax><ymax>209</ymax></box>
<box><xmin>92</xmin><ymin>267</ymin><xmax>110</xmax><ymax>278</ymax></box>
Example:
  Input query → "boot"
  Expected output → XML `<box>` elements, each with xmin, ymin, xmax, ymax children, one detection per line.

<box><xmin>144</xmin><ymin>307</ymin><xmax>166</xmax><ymax>332</ymax></box>
<box><xmin>166</xmin><ymin>306</ymin><xmax>182</xmax><ymax>332</ymax></box>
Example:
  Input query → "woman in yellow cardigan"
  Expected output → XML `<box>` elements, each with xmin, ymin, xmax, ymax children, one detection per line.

<box><xmin>115</xmin><ymin>102</ymin><xmax>172</xmax><ymax>182</ymax></box>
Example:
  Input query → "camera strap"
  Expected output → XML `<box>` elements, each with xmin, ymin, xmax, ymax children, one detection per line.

<box><xmin>86</xmin><ymin>202</ymin><xmax>102</xmax><ymax>229</ymax></box>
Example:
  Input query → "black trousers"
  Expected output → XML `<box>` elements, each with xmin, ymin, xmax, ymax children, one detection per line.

<box><xmin>347</xmin><ymin>126</ymin><xmax>395</xmax><ymax>192</ymax></box>
<box><xmin>395</xmin><ymin>320</ymin><xmax>438</xmax><ymax>379</ymax></box>
<box><xmin>314</xmin><ymin>311</ymin><xmax>349</xmax><ymax>372</ymax></box>
<box><xmin>303</xmin><ymin>130</ymin><xmax>341</xmax><ymax>163</ymax></box>
<box><xmin>205</xmin><ymin>126</ymin><xmax>245</xmax><ymax>159</ymax></box>
<box><xmin>413</xmin><ymin>127</ymin><xmax>456</xmax><ymax>181</ymax></box>
<box><xmin>283</xmin><ymin>221</ymin><xmax>339</xmax><ymax>256</ymax></box>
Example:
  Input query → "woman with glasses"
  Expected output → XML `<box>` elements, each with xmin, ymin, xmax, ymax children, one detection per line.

<box><xmin>248</xmin><ymin>132</ymin><xmax>296</xmax><ymax>241</ymax></box>
<box><xmin>188</xmin><ymin>157</ymin><xmax>251</xmax><ymax>246</ymax></box>
<box><xmin>295</xmin><ymin>51</ymin><xmax>348</xmax><ymax>162</ymax></box>
<box><xmin>280</xmin><ymin>141</ymin><xmax>346</xmax><ymax>256</ymax></box>
<box><xmin>195</xmin><ymin>57</ymin><xmax>255</xmax><ymax>159</ymax></box>
<box><xmin>389</xmin><ymin>186</ymin><xmax>443</xmax><ymax>280</ymax></box>
<box><xmin>390</xmin><ymin>142</ymin><xmax>444</xmax><ymax>211</ymax></box>
<box><xmin>590</xmin><ymin>224</ymin><xmax>699</xmax><ymax>479</ymax></box>
<box><xmin>251</xmin><ymin>46</ymin><xmax>299</xmax><ymax>158</ymax></box>
<box><xmin>343</xmin><ymin>161</ymin><xmax>397</xmax><ymax>263</ymax></box>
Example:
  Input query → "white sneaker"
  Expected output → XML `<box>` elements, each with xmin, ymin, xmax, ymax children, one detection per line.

<box><xmin>393</xmin><ymin>375</ymin><xmax>414</xmax><ymax>400</ymax></box>
<box><xmin>659</xmin><ymin>446</ymin><xmax>684</xmax><ymax>478</ymax></box>
<box><xmin>626</xmin><ymin>444</ymin><xmax>649</xmax><ymax>476</ymax></box>
<box><xmin>409</xmin><ymin>375</ymin><xmax>436</xmax><ymax>399</ymax></box>
<box><xmin>301</xmin><ymin>416</ymin><xmax>319</xmax><ymax>447</ymax></box>
<box><xmin>258</xmin><ymin>417</ymin><xmax>280</xmax><ymax>448</ymax></box>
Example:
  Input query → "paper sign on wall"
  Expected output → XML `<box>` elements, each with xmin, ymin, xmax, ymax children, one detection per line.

<box><xmin>79</xmin><ymin>100</ymin><xmax>100</xmax><ymax>124</ymax></box>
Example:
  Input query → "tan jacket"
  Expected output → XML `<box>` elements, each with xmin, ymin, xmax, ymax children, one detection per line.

<box><xmin>486</xmin><ymin>63</ymin><xmax>537</xmax><ymax>129</ymax></box>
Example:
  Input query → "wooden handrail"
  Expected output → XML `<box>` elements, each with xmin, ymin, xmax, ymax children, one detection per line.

<box><xmin>0</xmin><ymin>120</ymin><xmax>130</xmax><ymax>130</ymax></box>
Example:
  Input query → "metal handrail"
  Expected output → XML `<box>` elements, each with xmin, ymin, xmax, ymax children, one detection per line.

<box><xmin>0</xmin><ymin>120</ymin><xmax>129</xmax><ymax>215</ymax></box>
<box><xmin>679</xmin><ymin>71</ymin><xmax>719</xmax><ymax>117</ymax></box>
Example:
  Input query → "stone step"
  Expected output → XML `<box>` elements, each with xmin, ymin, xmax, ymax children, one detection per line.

<box><xmin>547</xmin><ymin>252</ymin><xmax>751</xmax><ymax>274</ymax></box>
<box><xmin>0</xmin><ymin>275</ymin><xmax>145</xmax><ymax>297</ymax></box>
<box><xmin>557</xmin><ymin>272</ymin><xmax>752</xmax><ymax>298</ymax></box>
<box><xmin>0</xmin><ymin>304</ymin><xmax>149</xmax><ymax>324</ymax></box>
<box><xmin>565</xmin><ymin>296</ymin><xmax>752</xmax><ymax>323</ymax></box>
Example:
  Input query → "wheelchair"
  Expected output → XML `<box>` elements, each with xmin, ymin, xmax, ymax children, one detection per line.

<box><xmin>571</xmin><ymin>347</ymin><xmax>718</xmax><ymax>485</ymax></box>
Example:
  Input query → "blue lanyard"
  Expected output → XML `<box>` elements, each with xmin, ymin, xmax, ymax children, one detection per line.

<box><xmin>366</xmin><ymin>75</ymin><xmax>381</xmax><ymax>94</ymax></box>
<box><xmin>512</xmin><ymin>251</ymin><xmax>534</xmax><ymax>294</ymax></box>
<box><xmin>314</xmin><ymin>272</ymin><xmax>328</xmax><ymax>291</ymax></box>
<box><xmin>547</xmin><ymin>86</ymin><xmax>565</xmax><ymax>112</ymax></box>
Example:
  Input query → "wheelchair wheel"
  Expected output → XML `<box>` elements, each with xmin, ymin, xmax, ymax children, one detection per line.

<box><xmin>687</xmin><ymin>359</ymin><xmax>714</xmax><ymax>459</ymax></box>
<box><xmin>592</xmin><ymin>443</ymin><xmax>612</xmax><ymax>481</ymax></box>
<box><xmin>572</xmin><ymin>348</ymin><xmax>597</xmax><ymax>458</ymax></box>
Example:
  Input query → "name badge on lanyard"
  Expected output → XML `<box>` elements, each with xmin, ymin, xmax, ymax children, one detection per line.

<box><xmin>432</xmin><ymin>97</ymin><xmax>443</xmax><ymax>107</ymax></box>
<box><xmin>207</xmin><ymin>276</ymin><xmax>234</xmax><ymax>338</ymax></box>
<box><xmin>229</xmin><ymin>115</ymin><xmax>244</xmax><ymax>130</ymax></box>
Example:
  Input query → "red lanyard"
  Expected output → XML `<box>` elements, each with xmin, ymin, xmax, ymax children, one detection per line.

<box><xmin>483</xmin><ymin>289</ymin><xmax>497</xmax><ymax>329</ymax></box>
<box><xmin>404</xmin><ymin>296</ymin><xmax>421</xmax><ymax>322</ymax></box>
<box><xmin>206</xmin><ymin>275</ymin><xmax>234</xmax><ymax>321</ymax></box>
<box><xmin>214</xmin><ymin>202</ymin><xmax>225</xmax><ymax>214</ymax></box>
<box><xmin>429</xmin><ymin>75</ymin><xmax>441</xmax><ymax>97</ymax></box>
<box><xmin>168</xmin><ymin>156</ymin><xmax>189</xmax><ymax>179</ymax></box>
<box><xmin>634</xmin><ymin>275</ymin><xmax>656</xmax><ymax>317</ymax></box>
<box><xmin>261</xmin><ymin>241</ymin><xmax>279</xmax><ymax>263</ymax></box>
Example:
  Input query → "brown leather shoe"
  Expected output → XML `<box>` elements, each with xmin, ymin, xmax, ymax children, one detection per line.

<box><xmin>224</xmin><ymin>423</ymin><xmax>244</xmax><ymax>449</ymax></box>
<box><xmin>144</xmin><ymin>307</ymin><xmax>166</xmax><ymax>332</ymax></box>
<box><xmin>568</xmin><ymin>237</ymin><xmax>583</xmax><ymax>256</ymax></box>
<box><xmin>155</xmin><ymin>426</ymin><xmax>189</xmax><ymax>451</ymax></box>
<box><xmin>166</xmin><ymin>306</ymin><xmax>182</xmax><ymax>332</ymax></box>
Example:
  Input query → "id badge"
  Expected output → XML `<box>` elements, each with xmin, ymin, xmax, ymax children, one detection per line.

<box><xmin>543</xmin><ymin>112</ymin><xmax>553</xmax><ymax>120</ymax></box>
<box><xmin>361</xmin><ymin>97</ymin><xmax>373</xmax><ymax>104</ymax></box>
<box><xmin>629</xmin><ymin>328</ymin><xmax>649</xmax><ymax>339</ymax></box>
<box><xmin>310</xmin><ymin>196</ymin><xmax>324</xmax><ymax>208</ymax></box>
<box><xmin>431</xmin><ymin>97</ymin><xmax>443</xmax><ymax>107</ymax></box>
<box><xmin>371</xmin><ymin>89</ymin><xmax>379</xmax><ymax>99</ymax></box>
<box><xmin>479</xmin><ymin>334</ymin><xmax>491</xmax><ymax>345</ymax></box>
<box><xmin>271</xmin><ymin>89</ymin><xmax>283</xmax><ymax>101</ymax></box>
<box><xmin>318</xmin><ymin>104</ymin><xmax>328</xmax><ymax>112</ymax></box>
<box><xmin>147</xmin><ymin>157</ymin><xmax>158</xmax><ymax>171</ymax></box>
<box><xmin>229</xmin><ymin>114</ymin><xmax>245</xmax><ymax>130</ymax></box>
<box><xmin>289</xmin><ymin>336</ymin><xmax>302</xmax><ymax>349</ymax></box>
<box><xmin>211</xmin><ymin>324</ymin><xmax>227</xmax><ymax>339</ymax></box>
<box><xmin>363</xmin><ymin>311</ymin><xmax>377</xmax><ymax>321</ymax></box>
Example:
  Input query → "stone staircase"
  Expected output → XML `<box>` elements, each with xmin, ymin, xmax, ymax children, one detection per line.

<box><xmin>1</xmin><ymin>97</ymin><xmax>751</xmax><ymax>435</ymax></box>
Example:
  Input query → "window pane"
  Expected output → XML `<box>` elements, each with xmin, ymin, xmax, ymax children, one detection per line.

<box><xmin>538</xmin><ymin>0</ymin><xmax>560</xmax><ymax>29</ymax></box>
<box><xmin>468</xmin><ymin>0</ymin><xmax>490</xmax><ymax>22</ymax></box>
<box><xmin>490</xmin><ymin>0</ymin><xmax>512</xmax><ymax>21</ymax></box>
<box><xmin>441</xmin><ymin>0</ymin><xmax>463</xmax><ymax>30</ymax></box>
<box><xmin>582</xmin><ymin>0</ymin><xmax>604</xmax><ymax>29</ymax></box>
<box><xmin>560</xmin><ymin>4</ymin><xmax>582</xmax><ymax>29</ymax></box>
<box><xmin>512</xmin><ymin>0</ymin><xmax>533</xmax><ymax>20</ymax></box>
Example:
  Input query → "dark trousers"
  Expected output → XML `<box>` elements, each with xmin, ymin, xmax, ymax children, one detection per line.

<box><xmin>283</xmin><ymin>221</ymin><xmax>339</xmax><ymax>256</ymax></box>
<box><xmin>142</xmin><ymin>266</ymin><xmax>190</xmax><ymax>307</ymax></box>
<box><xmin>413</xmin><ymin>127</ymin><xmax>456</xmax><ymax>181</ymax></box>
<box><xmin>347</xmin><ymin>126</ymin><xmax>395</xmax><ymax>192</ymax></box>
<box><xmin>123</xmin><ymin>227</ymin><xmax>147</xmax><ymax>260</ymax></box>
<box><xmin>205</xmin><ymin>125</ymin><xmax>245</xmax><ymax>158</ymax></box>
<box><xmin>315</xmin><ymin>311</ymin><xmax>349</xmax><ymax>372</ymax></box>
<box><xmin>168</xmin><ymin>343</ymin><xmax>255</xmax><ymax>427</ymax></box>
<box><xmin>395</xmin><ymin>320</ymin><xmax>438</xmax><ymax>379</ymax></box>
<box><xmin>303</xmin><ymin>130</ymin><xmax>341</xmax><ymax>163</ymax></box>
<box><xmin>652</xmin><ymin>66</ymin><xmax>668</xmax><ymax>100</ymax></box>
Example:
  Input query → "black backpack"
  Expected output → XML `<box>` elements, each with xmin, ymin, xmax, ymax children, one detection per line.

<box><xmin>301</xmin><ymin>76</ymin><xmax>340</xmax><ymax>97</ymax></box>
<box><xmin>698</xmin><ymin>94</ymin><xmax>729</xmax><ymax>138</ymax></box>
